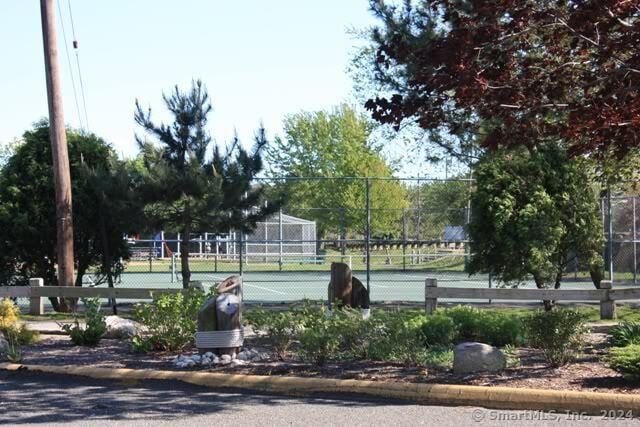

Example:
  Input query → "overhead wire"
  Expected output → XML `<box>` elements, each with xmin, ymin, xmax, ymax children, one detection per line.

<box><xmin>56</xmin><ymin>0</ymin><xmax>84</xmax><ymax>131</ymax></box>
<box><xmin>66</xmin><ymin>0</ymin><xmax>90</xmax><ymax>131</ymax></box>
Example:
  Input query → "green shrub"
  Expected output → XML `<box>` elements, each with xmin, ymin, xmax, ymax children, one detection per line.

<box><xmin>3</xmin><ymin>324</ymin><xmax>39</xmax><ymax>345</ymax></box>
<box><xmin>418</xmin><ymin>345</ymin><xmax>454</xmax><ymax>369</ymax></box>
<box><xmin>442</xmin><ymin>306</ymin><xmax>522</xmax><ymax>346</ymax></box>
<box><xmin>297</xmin><ymin>308</ymin><xmax>342</xmax><ymax>366</ymax></box>
<box><xmin>246</xmin><ymin>308</ymin><xmax>302</xmax><ymax>359</ymax></box>
<box><xmin>444</xmin><ymin>306</ymin><xmax>481</xmax><ymax>341</ymax></box>
<box><xmin>0</xmin><ymin>299</ymin><xmax>19</xmax><ymax>330</ymax></box>
<box><xmin>503</xmin><ymin>344</ymin><xmax>521</xmax><ymax>368</ymax></box>
<box><xmin>607</xmin><ymin>344</ymin><xmax>640</xmax><ymax>380</ymax></box>
<box><xmin>365</xmin><ymin>311</ymin><xmax>427</xmax><ymax>366</ymax></box>
<box><xmin>524</xmin><ymin>309</ymin><xmax>588</xmax><ymax>366</ymax></box>
<box><xmin>420</xmin><ymin>314</ymin><xmax>458</xmax><ymax>347</ymax></box>
<box><xmin>132</xmin><ymin>288</ymin><xmax>206</xmax><ymax>352</ymax></box>
<box><xmin>482</xmin><ymin>314</ymin><xmax>522</xmax><ymax>347</ymax></box>
<box><xmin>60</xmin><ymin>298</ymin><xmax>106</xmax><ymax>346</ymax></box>
<box><xmin>610</xmin><ymin>321</ymin><xmax>640</xmax><ymax>347</ymax></box>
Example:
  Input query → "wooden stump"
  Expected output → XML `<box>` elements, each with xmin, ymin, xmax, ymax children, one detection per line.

<box><xmin>328</xmin><ymin>262</ymin><xmax>370</xmax><ymax>309</ymax></box>
<box><xmin>197</xmin><ymin>275</ymin><xmax>243</xmax><ymax>356</ymax></box>
<box><xmin>329</xmin><ymin>262</ymin><xmax>352</xmax><ymax>307</ymax></box>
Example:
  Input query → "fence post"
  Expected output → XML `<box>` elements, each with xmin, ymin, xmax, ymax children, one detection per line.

<box><xmin>279</xmin><ymin>208</ymin><xmax>283</xmax><ymax>271</ymax></box>
<box><xmin>402</xmin><ymin>209</ymin><xmax>407</xmax><ymax>272</ymax></box>
<box><xmin>239</xmin><ymin>230</ymin><xmax>244</xmax><ymax>276</ymax></box>
<box><xmin>29</xmin><ymin>278</ymin><xmax>44</xmax><ymax>315</ymax></box>
<box><xmin>633</xmin><ymin>196</ymin><xmax>637</xmax><ymax>286</ymax></box>
<box><xmin>365</xmin><ymin>177</ymin><xmax>371</xmax><ymax>294</ymax></box>
<box><xmin>600</xmin><ymin>280</ymin><xmax>616</xmax><ymax>320</ymax></box>
<box><xmin>607</xmin><ymin>183</ymin><xmax>614</xmax><ymax>282</ymax></box>
<box><xmin>425</xmin><ymin>278</ymin><xmax>437</xmax><ymax>315</ymax></box>
<box><xmin>340</xmin><ymin>208</ymin><xmax>346</xmax><ymax>261</ymax></box>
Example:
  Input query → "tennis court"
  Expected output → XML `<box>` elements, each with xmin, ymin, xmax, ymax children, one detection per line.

<box><xmin>87</xmin><ymin>269</ymin><xmax>598</xmax><ymax>304</ymax></box>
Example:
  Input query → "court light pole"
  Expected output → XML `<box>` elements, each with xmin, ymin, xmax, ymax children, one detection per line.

<box><xmin>40</xmin><ymin>0</ymin><xmax>75</xmax><ymax>306</ymax></box>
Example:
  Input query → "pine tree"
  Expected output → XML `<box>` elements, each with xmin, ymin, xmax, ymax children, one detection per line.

<box><xmin>135</xmin><ymin>80</ymin><xmax>279</xmax><ymax>288</ymax></box>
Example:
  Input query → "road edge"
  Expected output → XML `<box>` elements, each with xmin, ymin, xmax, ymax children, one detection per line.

<box><xmin>2</xmin><ymin>362</ymin><xmax>638</xmax><ymax>415</ymax></box>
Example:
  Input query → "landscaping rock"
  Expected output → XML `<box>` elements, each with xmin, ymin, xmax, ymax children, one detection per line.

<box><xmin>220</xmin><ymin>354</ymin><xmax>232</xmax><ymax>365</ymax></box>
<box><xmin>453</xmin><ymin>342</ymin><xmax>506</xmax><ymax>374</ymax></box>
<box><xmin>237</xmin><ymin>350</ymin><xmax>251</xmax><ymax>361</ymax></box>
<box><xmin>230</xmin><ymin>359</ymin><xmax>246</xmax><ymax>367</ymax></box>
<box><xmin>104</xmin><ymin>316</ymin><xmax>143</xmax><ymax>339</ymax></box>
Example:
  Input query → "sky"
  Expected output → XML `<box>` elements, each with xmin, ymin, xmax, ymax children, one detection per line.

<box><xmin>1</xmin><ymin>1</ymin><xmax>378</xmax><ymax>160</ymax></box>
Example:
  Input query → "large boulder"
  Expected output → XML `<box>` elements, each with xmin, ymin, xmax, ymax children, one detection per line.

<box><xmin>104</xmin><ymin>316</ymin><xmax>143</xmax><ymax>339</ymax></box>
<box><xmin>453</xmin><ymin>342</ymin><xmax>506</xmax><ymax>374</ymax></box>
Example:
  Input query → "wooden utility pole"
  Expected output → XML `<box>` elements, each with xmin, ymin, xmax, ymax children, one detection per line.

<box><xmin>40</xmin><ymin>0</ymin><xmax>75</xmax><ymax>303</ymax></box>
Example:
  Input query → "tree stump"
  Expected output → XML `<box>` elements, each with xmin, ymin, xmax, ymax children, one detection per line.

<box><xmin>329</xmin><ymin>262</ymin><xmax>352</xmax><ymax>307</ymax></box>
<box><xmin>328</xmin><ymin>262</ymin><xmax>369</xmax><ymax>310</ymax></box>
<box><xmin>196</xmin><ymin>275</ymin><xmax>243</xmax><ymax>356</ymax></box>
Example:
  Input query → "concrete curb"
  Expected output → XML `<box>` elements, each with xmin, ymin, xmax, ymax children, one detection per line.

<box><xmin>2</xmin><ymin>362</ymin><xmax>638</xmax><ymax>415</ymax></box>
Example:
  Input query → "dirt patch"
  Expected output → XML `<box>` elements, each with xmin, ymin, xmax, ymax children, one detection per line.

<box><xmin>17</xmin><ymin>331</ymin><xmax>640</xmax><ymax>394</ymax></box>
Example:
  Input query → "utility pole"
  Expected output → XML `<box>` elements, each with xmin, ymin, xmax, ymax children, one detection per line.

<box><xmin>40</xmin><ymin>0</ymin><xmax>75</xmax><ymax>301</ymax></box>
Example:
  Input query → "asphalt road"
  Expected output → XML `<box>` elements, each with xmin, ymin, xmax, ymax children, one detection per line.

<box><xmin>0</xmin><ymin>370</ymin><xmax>638</xmax><ymax>426</ymax></box>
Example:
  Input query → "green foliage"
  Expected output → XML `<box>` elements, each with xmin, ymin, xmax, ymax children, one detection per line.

<box><xmin>135</xmin><ymin>80</ymin><xmax>280</xmax><ymax>288</ymax></box>
<box><xmin>245</xmin><ymin>308</ymin><xmax>301</xmax><ymax>359</ymax></box>
<box><xmin>468</xmin><ymin>144</ymin><xmax>604</xmax><ymax>290</ymax></box>
<box><xmin>609</xmin><ymin>322</ymin><xmax>640</xmax><ymax>347</ymax></box>
<box><xmin>606</xmin><ymin>345</ymin><xmax>640</xmax><ymax>380</ymax></box>
<box><xmin>420</xmin><ymin>314</ymin><xmax>458</xmax><ymax>347</ymax></box>
<box><xmin>3</xmin><ymin>324</ymin><xmax>39</xmax><ymax>346</ymax></box>
<box><xmin>524</xmin><ymin>309</ymin><xmax>588</xmax><ymax>367</ymax></box>
<box><xmin>265</xmin><ymin>105</ymin><xmax>408</xmax><ymax>238</ymax></box>
<box><xmin>503</xmin><ymin>344</ymin><xmax>521</xmax><ymax>368</ymax></box>
<box><xmin>132</xmin><ymin>288</ymin><xmax>205</xmax><ymax>352</ymax></box>
<box><xmin>0</xmin><ymin>299</ymin><xmax>19</xmax><ymax>330</ymax></box>
<box><xmin>441</xmin><ymin>305</ymin><xmax>522</xmax><ymax>347</ymax></box>
<box><xmin>296</xmin><ymin>310</ymin><xmax>343</xmax><ymax>366</ymax></box>
<box><xmin>60</xmin><ymin>298</ymin><xmax>106</xmax><ymax>346</ymax></box>
<box><xmin>0</xmin><ymin>122</ymin><xmax>139</xmax><ymax>309</ymax></box>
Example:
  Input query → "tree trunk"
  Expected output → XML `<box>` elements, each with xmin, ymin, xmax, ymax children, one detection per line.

<box><xmin>533</xmin><ymin>274</ymin><xmax>554</xmax><ymax>311</ymax></box>
<box><xmin>328</xmin><ymin>262</ymin><xmax>352</xmax><ymax>309</ymax></box>
<box><xmin>181</xmin><ymin>225</ymin><xmax>191</xmax><ymax>289</ymax></box>
<box><xmin>99</xmin><ymin>215</ymin><xmax>117</xmax><ymax>315</ymax></box>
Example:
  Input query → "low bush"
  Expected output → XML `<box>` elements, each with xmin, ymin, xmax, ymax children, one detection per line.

<box><xmin>441</xmin><ymin>306</ymin><xmax>522</xmax><ymax>346</ymax></box>
<box><xmin>607</xmin><ymin>344</ymin><xmax>640</xmax><ymax>380</ymax></box>
<box><xmin>60</xmin><ymin>298</ymin><xmax>106</xmax><ymax>346</ymax></box>
<box><xmin>482</xmin><ymin>313</ymin><xmax>522</xmax><ymax>347</ymax></box>
<box><xmin>132</xmin><ymin>288</ymin><xmax>206</xmax><ymax>352</ymax></box>
<box><xmin>420</xmin><ymin>314</ymin><xmax>458</xmax><ymax>347</ymax></box>
<box><xmin>0</xmin><ymin>299</ymin><xmax>19</xmax><ymax>330</ymax></box>
<box><xmin>444</xmin><ymin>305</ymin><xmax>481</xmax><ymax>341</ymax></box>
<box><xmin>245</xmin><ymin>308</ymin><xmax>302</xmax><ymax>359</ymax></box>
<box><xmin>3</xmin><ymin>324</ymin><xmax>39</xmax><ymax>346</ymax></box>
<box><xmin>524</xmin><ymin>309</ymin><xmax>588</xmax><ymax>366</ymax></box>
<box><xmin>0</xmin><ymin>298</ymin><xmax>39</xmax><ymax>346</ymax></box>
<box><xmin>609</xmin><ymin>321</ymin><xmax>640</xmax><ymax>347</ymax></box>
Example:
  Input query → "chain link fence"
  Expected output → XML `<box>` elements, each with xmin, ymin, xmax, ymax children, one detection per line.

<box><xmin>71</xmin><ymin>177</ymin><xmax>637</xmax><ymax>304</ymax></box>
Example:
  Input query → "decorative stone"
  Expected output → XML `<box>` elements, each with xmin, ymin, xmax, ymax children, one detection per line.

<box><xmin>237</xmin><ymin>351</ymin><xmax>251</xmax><ymax>361</ymax></box>
<box><xmin>453</xmin><ymin>342</ymin><xmax>506</xmax><ymax>374</ymax></box>
<box><xmin>104</xmin><ymin>316</ymin><xmax>143</xmax><ymax>339</ymax></box>
<box><xmin>220</xmin><ymin>354</ymin><xmax>232</xmax><ymax>365</ymax></box>
<box><xmin>230</xmin><ymin>359</ymin><xmax>246</xmax><ymax>367</ymax></box>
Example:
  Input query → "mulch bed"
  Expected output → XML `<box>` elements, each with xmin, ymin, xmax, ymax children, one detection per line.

<box><xmin>17</xmin><ymin>326</ymin><xmax>640</xmax><ymax>394</ymax></box>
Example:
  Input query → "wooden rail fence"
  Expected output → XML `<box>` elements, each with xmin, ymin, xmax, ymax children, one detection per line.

<box><xmin>1</xmin><ymin>278</ymin><xmax>183</xmax><ymax>315</ymax></box>
<box><xmin>424</xmin><ymin>278</ymin><xmax>639</xmax><ymax>320</ymax></box>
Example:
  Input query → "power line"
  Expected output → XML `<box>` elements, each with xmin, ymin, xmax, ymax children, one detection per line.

<box><xmin>56</xmin><ymin>0</ymin><xmax>84</xmax><ymax>131</ymax></box>
<box><xmin>67</xmin><ymin>0</ymin><xmax>89</xmax><ymax>130</ymax></box>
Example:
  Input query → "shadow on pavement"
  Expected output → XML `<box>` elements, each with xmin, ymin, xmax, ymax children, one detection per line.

<box><xmin>0</xmin><ymin>369</ymin><xmax>408</xmax><ymax>425</ymax></box>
